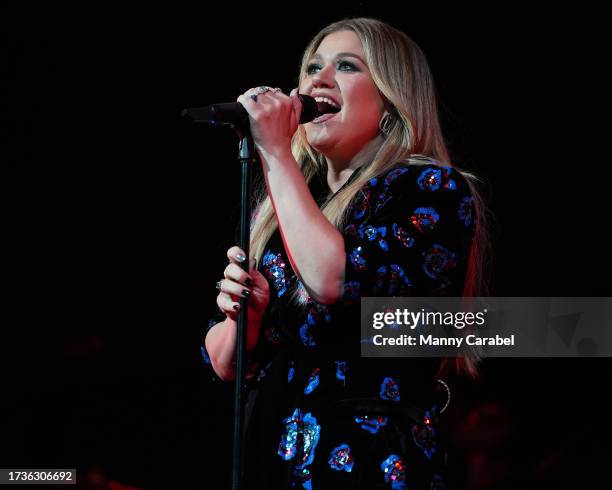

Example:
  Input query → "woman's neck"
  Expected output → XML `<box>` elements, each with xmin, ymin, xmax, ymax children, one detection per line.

<box><xmin>325</xmin><ymin>134</ymin><xmax>384</xmax><ymax>193</ymax></box>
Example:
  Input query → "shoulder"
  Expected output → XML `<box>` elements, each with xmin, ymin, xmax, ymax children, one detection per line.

<box><xmin>346</xmin><ymin>160</ymin><xmax>476</xmax><ymax>228</ymax></box>
<box><xmin>369</xmin><ymin>161</ymin><xmax>473</xmax><ymax>196</ymax></box>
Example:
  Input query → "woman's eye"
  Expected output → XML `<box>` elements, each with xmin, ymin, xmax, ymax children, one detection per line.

<box><xmin>306</xmin><ymin>63</ymin><xmax>321</xmax><ymax>75</ymax></box>
<box><xmin>306</xmin><ymin>61</ymin><xmax>358</xmax><ymax>75</ymax></box>
<box><xmin>338</xmin><ymin>60</ymin><xmax>357</xmax><ymax>71</ymax></box>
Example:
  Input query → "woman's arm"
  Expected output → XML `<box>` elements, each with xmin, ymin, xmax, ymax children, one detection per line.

<box><xmin>258</xmin><ymin>148</ymin><xmax>345</xmax><ymax>304</ymax></box>
<box><xmin>205</xmin><ymin>316</ymin><xmax>262</xmax><ymax>381</ymax></box>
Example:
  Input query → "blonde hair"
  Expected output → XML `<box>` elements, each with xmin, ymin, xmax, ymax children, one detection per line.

<box><xmin>249</xmin><ymin>17</ymin><xmax>490</xmax><ymax>376</ymax></box>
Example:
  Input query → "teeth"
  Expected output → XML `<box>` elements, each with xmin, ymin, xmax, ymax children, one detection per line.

<box><xmin>314</xmin><ymin>96</ymin><xmax>340</xmax><ymax>109</ymax></box>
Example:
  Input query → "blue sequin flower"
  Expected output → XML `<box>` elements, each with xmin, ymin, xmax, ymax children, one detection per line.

<box><xmin>262</xmin><ymin>250</ymin><xmax>292</xmax><ymax>297</ymax></box>
<box><xmin>295</xmin><ymin>280</ymin><xmax>311</xmax><ymax>303</ymax></box>
<box><xmin>417</xmin><ymin>167</ymin><xmax>441</xmax><ymax>192</ymax></box>
<box><xmin>304</xmin><ymin>368</ymin><xmax>320</xmax><ymax>395</ymax></box>
<box><xmin>410</xmin><ymin>207</ymin><xmax>440</xmax><ymax>233</ymax></box>
<box><xmin>458</xmin><ymin>195</ymin><xmax>475</xmax><ymax>227</ymax></box>
<box><xmin>335</xmin><ymin>360</ymin><xmax>348</xmax><ymax>385</ymax></box>
<box><xmin>411</xmin><ymin>410</ymin><xmax>437</xmax><ymax>460</ymax></box>
<box><xmin>380</xmin><ymin>377</ymin><xmax>400</xmax><ymax>402</ymax></box>
<box><xmin>392</xmin><ymin>223</ymin><xmax>415</xmax><ymax>249</ymax></box>
<box><xmin>278</xmin><ymin>410</ymin><xmax>300</xmax><ymax>461</ymax></box>
<box><xmin>417</xmin><ymin>166</ymin><xmax>456</xmax><ymax>192</ymax></box>
<box><xmin>374</xmin><ymin>265</ymin><xmax>412</xmax><ymax>296</ymax></box>
<box><xmin>389</xmin><ymin>264</ymin><xmax>411</xmax><ymax>296</ymax></box>
<box><xmin>299</xmin><ymin>304</ymin><xmax>332</xmax><ymax>349</ymax></box>
<box><xmin>349</xmin><ymin>246</ymin><xmax>367</xmax><ymax>271</ymax></box>
<box><xmin>328</xmin><ymin>443</ymin><xmax>354</xmax><ymax>472</ymax></box>
<box><xmin>278</xmin><ymin>408</ymin><xmax>321</xmax><ymax>471</ymax></box>
<box><xmin>359</xmin><ymin>223</ymin><xmax>389</xmax><ymax>251</ymax></box>
<box><xmin>351</xmin><ymin>187</ymin><xmax>372</xmax><ymax>221</ymax></box>
<box><xmin>422</xmin><ymin>244</ymin><xmax>457</xmax><ymax>280</ymax></box>
<box><xmin>380</xmin><ymin>454</ymin><xmax>406</xmax><ymax>489</ymax></box>
<box><xmin>354</xmin><ymin>414</ymin><xmax>388</xmax><ymax>434</ymax></box>
<box><xmin>299</xmin><ymin>323</ymin><xmax>316</xmax><ymax>349</ymax></box>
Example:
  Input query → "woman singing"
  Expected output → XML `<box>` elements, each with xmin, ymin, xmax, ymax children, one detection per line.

<box><xmin>203</xmin><ymin>17</ymin><xmax>487</xmax><ymax>489</ymax></box>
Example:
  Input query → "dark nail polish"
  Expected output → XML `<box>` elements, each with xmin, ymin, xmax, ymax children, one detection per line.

<box><xmin>233</xmin><ymin>304</ymin><xmax>240</xmax><ymax>311</ymax></box>
<box><xmin>235</xmin><ymin>253</ymin><xmax>246</xmax><ymax>263</ymax></box>
<box><xmin>242</xmin><ymin>289</ymin><xmax>251</xmax><ymax>297</ymax></box>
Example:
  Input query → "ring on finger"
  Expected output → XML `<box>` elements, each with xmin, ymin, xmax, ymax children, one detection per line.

<box><xmin>215</xmin><ymin>280</ymin><xmax>223</xmax><ymax>291</ymax></box>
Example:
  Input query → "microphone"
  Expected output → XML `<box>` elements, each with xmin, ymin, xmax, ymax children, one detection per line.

<box><xmin>181</xmin><ymin>94</ymin><xmax>321</xmax><ymax>131</ymax></box>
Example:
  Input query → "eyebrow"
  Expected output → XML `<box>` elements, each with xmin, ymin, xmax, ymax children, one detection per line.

<box><xmin>310</xmin><ymin>52</ymin><xmax>366</xmax><ymax>65</ymax></box>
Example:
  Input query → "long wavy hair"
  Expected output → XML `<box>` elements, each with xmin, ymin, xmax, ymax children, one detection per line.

<box><xmin>249</xmin><ymin>18</ymin><xmax>490</xmax><ymax>376</ymax></box>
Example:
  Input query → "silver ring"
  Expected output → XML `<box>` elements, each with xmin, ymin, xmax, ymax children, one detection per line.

<box><xmin>215</xmin><ymin>280</ymin><xmax>223</xmax><ymax>291</ymax></box>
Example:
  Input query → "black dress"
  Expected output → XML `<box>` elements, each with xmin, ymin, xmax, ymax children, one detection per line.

<box><xmin>203</xmin><ymin>161</ymin><xmax>476</xmax><ymax>489</ymax></box>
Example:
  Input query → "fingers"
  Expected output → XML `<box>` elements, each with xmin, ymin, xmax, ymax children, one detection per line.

<box><xmin>227</xmin><ymin>246</ymin><xmax>247</xmax><ymax>265</ymax></box>
<box><xmin>216</xmin><ymin>290</ymin><xmax>242</xmax><ymax>315</ymax></box>
<box><xmin>217</xmin><ymin>278</ymin><xmax>252</xmax><ymax>300</ymax></box>
<box><xmin>226</xmin><ymin>246</ymin><xmax>257</xmax><ymax>279</ymax></box>
<box><xmin>224</xmin><ymin>262</ymin><xmax>253</xmax><ymax>287</ymax></box>
<box><xmin>217</xmin><ymin>246</ymin><xmax>260</xmax><ymax>317</ymax></box>
<box><xmin>290</xmin><ymin>88</ymin><xmax>303</xmax><ymax>122</ymax></box>
<box><xmin>237</xmin><ymin>86</ymin><xmax>285</xmax><ymax>107</ymax></box>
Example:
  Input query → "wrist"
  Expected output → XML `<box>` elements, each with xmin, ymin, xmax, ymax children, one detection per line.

<box><xmin>257</xmin><ymin>146</ymin><xmax>295</xmax><ymax>167</ymax></box>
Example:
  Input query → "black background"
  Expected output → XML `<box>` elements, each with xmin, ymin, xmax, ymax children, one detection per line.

<box><xmin>3</xmin><ymin>3</ymin><xmax>611</xmax><ymax>489</ymax></box>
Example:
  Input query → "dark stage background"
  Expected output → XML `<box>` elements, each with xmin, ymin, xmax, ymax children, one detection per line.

<box><xmin>3</xmin><ymin>4</ymin><xmax>611</xmax><ymax>489</ymax></box>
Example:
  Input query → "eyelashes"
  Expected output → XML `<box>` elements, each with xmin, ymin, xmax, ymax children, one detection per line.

<box><xmin>306</xmin><ymin>60</ymin><xmax>359</xmax><ymax>75</ymax></box>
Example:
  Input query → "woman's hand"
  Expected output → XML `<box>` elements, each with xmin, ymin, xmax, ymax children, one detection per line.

<box><xmin>216</xmin><ymin>246</ymin><xmax>270</xmax><ymax>327</ymax></box>
<box><xmin>236</xmin><ymin>87</ymin><xmax>303</xmax><ymax>160</ymax></box>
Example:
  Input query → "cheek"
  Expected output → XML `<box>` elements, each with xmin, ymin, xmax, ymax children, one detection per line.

<box><xmin>345</xmin><ymin>83</ymin><xmax>383</xmax><ymax>116</ymax></box>
<box><xmin>299</xmin><ymin>79</ymin><xmax>311</xmax><ymax>94</ymax></box>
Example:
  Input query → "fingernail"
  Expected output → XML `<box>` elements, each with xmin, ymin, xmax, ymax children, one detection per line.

<box><xmin>242</xmin><ymin>289</ymin><xmax>251</xmax><ymax>297</ymax></box>
<box><xmin>233</xmin><ymin>303</ymin><xmax>241</xmax><ymax>311</ymax></box>
<box><xmin>235</xmin><ymin>253</ymin><xmax>246</xmax><ymax>263</ymax></box>
<box><xmin>245</xmin><ymin>277</ymin><xmax>254</xmax><ymax>287</ymax></box>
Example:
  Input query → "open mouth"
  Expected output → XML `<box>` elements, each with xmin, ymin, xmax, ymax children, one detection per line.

<box><xmin>313</xmin><ymin>100</ymin><xmax>341</xmax><ymax>123</ymax></box>
<box><xmin>315</xmin><ymin>100</ymin><xmax>341</xmax><ymax>115</ymax></box>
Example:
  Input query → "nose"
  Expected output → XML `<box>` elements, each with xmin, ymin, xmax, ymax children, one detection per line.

<box><xmin>311</xmin><ymin>65</ymin><xmax>335</xmax><ymax>89</ymax></box>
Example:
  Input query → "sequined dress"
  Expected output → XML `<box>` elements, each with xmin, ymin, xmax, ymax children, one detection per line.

<box><xmin>203</xmin><ymin>161</ymin><xmax>476</xmax><ymax>489</ymax></box>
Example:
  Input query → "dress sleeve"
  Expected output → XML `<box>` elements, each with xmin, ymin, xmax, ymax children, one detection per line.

<box><xmin>340</xmin><ymin>163</ymin><xmax>476</xmax><ymax>300</ymax></box>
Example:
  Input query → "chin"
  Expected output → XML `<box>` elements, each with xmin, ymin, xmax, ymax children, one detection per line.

<box><xmin>305</xmin><ymin>131</ymin><xmax>337</xmax><ymax>153</ymax></box>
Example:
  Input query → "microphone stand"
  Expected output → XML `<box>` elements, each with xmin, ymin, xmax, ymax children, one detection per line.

<box><xmin>183</xmin><ymin>115</ymin><xmax>254</xmax><ymax>490</ymax></box>
<box><xmin>231</xmin><ymin>129</ymin><xmax>254</xmax><ymax>490</ymax></box>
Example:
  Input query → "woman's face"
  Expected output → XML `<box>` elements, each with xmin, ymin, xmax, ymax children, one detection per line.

<box><xmin>300</xmin><ymin>30</ymin><xmax>386</xmax><ymax>166</ymax></box>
